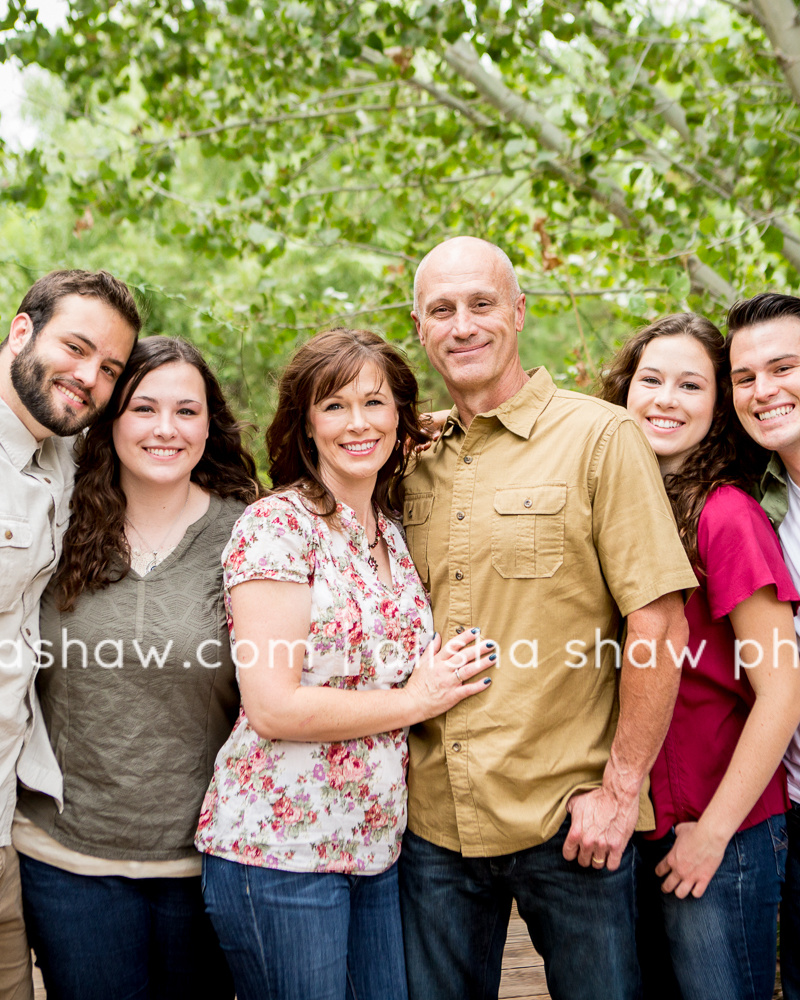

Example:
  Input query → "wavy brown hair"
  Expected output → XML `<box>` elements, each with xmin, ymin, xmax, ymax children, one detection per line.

<box><xmin>54</xmin><ymin>336</ymin><xmax>262</xmax><ymax>611</ymax></box>
<box><xmin>596</xmin><ymin>313</ymin><xmax>767</xmax><ymax>565</ymax></box>
<box><xmin>266</xmin><ymin>328</ymin><xmax>427</xmax><ymax>520</ymax></box>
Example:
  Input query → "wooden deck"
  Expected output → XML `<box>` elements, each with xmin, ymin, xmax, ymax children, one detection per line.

<box><xmin>499</xmin><ymin>904</ymin><xmax>550</xmax><ymax>999</ymax></box>
<box><xmin>32</xmin><ymin>904</ymin><xmax>550</xmax><ymax>999</ymax></box>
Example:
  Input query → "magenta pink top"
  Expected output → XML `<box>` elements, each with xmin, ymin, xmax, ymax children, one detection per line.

<box><xmin>648</xmin><ymin>485</ymin><xmax>796</xmax><ymax>840</ymax></box>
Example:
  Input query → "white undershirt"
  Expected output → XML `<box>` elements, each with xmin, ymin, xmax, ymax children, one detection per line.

<box><xmin>12</xmin><ymin>812</ymin><xmax>201</xmax><ymax>878</ymax></box>
<box><xmin>777</xmin><ymin>473</ymin><xmax>800</xmax><ymax>804</ymax></box>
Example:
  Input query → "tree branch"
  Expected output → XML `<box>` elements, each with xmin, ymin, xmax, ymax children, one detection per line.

<box><xmin>140</xmin><ymin>100</ymin><xmax>437</xmax><ymax>147</ymax></box>
<box><xmin>442</xmin><ymin>37</ymin><xmax>738</xmax><ymax>301</ymax></box>
<box><xmin>751</xmin><ymin>0</ymin><xmax>800</xmax><ymax>106</ymax></box>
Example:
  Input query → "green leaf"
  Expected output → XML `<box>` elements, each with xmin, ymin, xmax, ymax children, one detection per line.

<box><xmin>668</xmin><ymin>272</ymin><xmax>691</xmax><ymax>300</ymax></box>
<box><xmin>763</xmin><ymin>227</ymin><xmax>784</xmax><ymax>254</ymax></box>
<box><xmin>629</xmin><ymin>294</ymin><xmax>647</xmax><ymax>316</ymax></box>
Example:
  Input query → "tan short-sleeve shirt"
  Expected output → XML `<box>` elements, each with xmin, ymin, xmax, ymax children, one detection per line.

<box><xmin>403</xmin><ymin>368</ymin><xmax>697</xmax><ymax>856</ymax></box>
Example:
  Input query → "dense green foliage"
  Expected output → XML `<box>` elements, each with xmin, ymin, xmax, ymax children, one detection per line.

<box><xmin>1</xmin><ymin>0</ymin><xmax>799</xmax><ymax>442</ymax></box>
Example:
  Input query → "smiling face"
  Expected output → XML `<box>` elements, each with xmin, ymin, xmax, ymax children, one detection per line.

<box><xmin>8</xmin><ymin>294</ymin><xmax>135</xmax><ymax>439</ymax></box>
<box><xmin>625</xmin><ymin>334</ymin><xmax>717</xmax><ymax>475</ymax></box>
<box><xmin>730</xmin><ymin>317</ymin><xmax>800</xmax><ymax>463</ymax></box>
<box><xmin>306</xmin><ymin>360</ymin><xmax>399</xmax><ymax>497</ymax></box>
<box><xmin>112</xmin><ymin>361</ymin><xmax>210</xmax><ymax>492</ymax></box>
<box><xmin>411</xmin><ymin>238</ymin><xmax>526</xmax><ymax>415</ymax></box>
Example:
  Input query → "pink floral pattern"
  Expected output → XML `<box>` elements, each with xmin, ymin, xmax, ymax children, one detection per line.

<box><xmin>195</xmin><ymin>491</ymin><xmax>433</xmax><ymax>874</ymax></box>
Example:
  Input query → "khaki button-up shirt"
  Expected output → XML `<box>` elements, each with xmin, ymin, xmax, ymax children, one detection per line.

<box><xmin>0</xmin><ymin>397</ymin><xmax>72</xmax><ymax>844</ymax></box>
<box><xmin>403</xmin><ymin>368</ymin><xmax>696</xmax><ymax>856</ymax></box>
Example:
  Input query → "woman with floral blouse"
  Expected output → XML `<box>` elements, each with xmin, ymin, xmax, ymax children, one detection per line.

<box><xmin>196</xmin><ymin>329</ymin><xmax>494</xmax><ymax>1000</ymax></box>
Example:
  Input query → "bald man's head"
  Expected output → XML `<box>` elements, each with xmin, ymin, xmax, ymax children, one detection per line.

<box><xmin>410</xmin><ymin>236</ymin><xmax>528</xmax><ymax>418</ymax></box>
<box><xmin>413</xmin><ymin>237</ymin><xmax>521</xmax><ymax>316</ymax></box>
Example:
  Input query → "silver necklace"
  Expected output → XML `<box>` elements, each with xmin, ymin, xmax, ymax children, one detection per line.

<box><xmin>126</xmin><ymin>485</ymin><xmax>191</xmax><ymax>573</ymax></box>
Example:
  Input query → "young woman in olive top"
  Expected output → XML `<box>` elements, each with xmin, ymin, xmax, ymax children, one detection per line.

<box><xmin>13</xmin><ymin>336</ymin><xmax>261</xmax><ymax>1000</ymax></box>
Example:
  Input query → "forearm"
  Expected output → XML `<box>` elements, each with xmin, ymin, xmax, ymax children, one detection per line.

<box><xmin>562</xmin><ymin>594</ymin><xmax>687</xmax><ymax>868</ymax></box>
<box><xmin>605</xmin><ymin>609</ymin><xmax>686</xmax><ymax>799</ymax></box>
<box><xmin>702</xmin><ymin>585</ymin><xmax>800</xmax><ymax>841</ymax></box>
<box><xmin>237</xmin><ymin>620</ymin><xmax>493</xmax><ymax>743</ymax></box>
<box><xmin>243</xmin><ymin>680</ymin><xmax>418</xmax><ymax>742</ymax></box>
<box><xmin>699</xmin><ymin>694</ymin><xmax>800</xmax><ymax>844</ymax></box>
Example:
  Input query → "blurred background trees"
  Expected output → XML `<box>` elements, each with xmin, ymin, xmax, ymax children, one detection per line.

<box><xmin>1</xmin><ymin>0</ymin><xmax>799</xmax><ymax>452</ymax></box>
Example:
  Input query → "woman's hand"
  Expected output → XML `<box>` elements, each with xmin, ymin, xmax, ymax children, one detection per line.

<box><xmin>655</xmin><ymin>820</ymin><xmax>728</xmax><ymax>899</ymax></box>
<box><xmin>403</xmin><ymin>630</ymin><xmax>494</xmax><ymax>721</ymax></box>
<box><xmin>411</xmin><ymin>410</ymin><xmax>451</xmax><ymax>455</ymax></box>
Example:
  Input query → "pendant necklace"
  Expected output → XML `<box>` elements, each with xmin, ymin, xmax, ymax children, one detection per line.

<box><xmin>366</xmin><ymin>515</ymin><xmax>382</xmax><ymax>574</ymax></box>
<box><xmin>126</xmin><ymin>484</ymin><xmax>191</xmax><ymax>574</ymax></box>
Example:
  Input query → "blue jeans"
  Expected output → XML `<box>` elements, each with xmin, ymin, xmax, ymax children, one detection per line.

<box><xmin>635</xmin><ymin>815</ymin><xmax>787</xmax><ymax>1000</ymax></box>
<box><xmin>782</xmin><ymin>801</ymin><xmax>800</xmax><ymax>1000</ymax></box>
<box><xmin>202</xmin><ymin>853</ymin><xmax>407</xmax><ymax>1000</ymax></box>
<box><xmin>398</xmin><ymin>820</ymin><xmax>641</xmax><ymax>1000</ymax></box>
<box><xmin>18</xmin><ymin>853</ymin><xmax>233</xmax><ymax>1000</ymax></box>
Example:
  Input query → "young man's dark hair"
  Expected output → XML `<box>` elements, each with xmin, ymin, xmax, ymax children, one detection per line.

<box><xmin>727</xmin><ymin>292</ymin><xmax>800</xmax><ymax>341</ymax></box>
<box><xmin>4</xmin><ymin>270</ymin><xmax>142</xmax><ymax>348</ymax></box>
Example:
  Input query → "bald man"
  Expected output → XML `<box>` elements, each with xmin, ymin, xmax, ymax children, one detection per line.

<box><xmin>398</xmin><ymin>237</ymin><xmax>696</xmax><ymax>1000</ymax></box>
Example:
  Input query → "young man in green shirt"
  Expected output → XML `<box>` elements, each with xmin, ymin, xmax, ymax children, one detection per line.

<box><xmin>728</xmin><ymin>292</ymin><xmax>800</xmax><ymax>1000</ymax></box>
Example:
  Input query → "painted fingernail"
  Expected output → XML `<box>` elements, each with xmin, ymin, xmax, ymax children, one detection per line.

<box><xmin>471</xmin><ymin>627</ymin><xmax>480</xmax><ymax>634</ymax></box>
<box><xmin>489</xmin><ymin>653</ymin><xmax>497</xmax><ymax>661</ymax></box>
<box><xmin>486</xmin><ymin>640</ymin><xmax>496</xmax><ymax>648</ymax></box>
<box><xmin>483</xmin><ymin>678</ymin><xmax>492</xmax><ymax>685</ymax></box>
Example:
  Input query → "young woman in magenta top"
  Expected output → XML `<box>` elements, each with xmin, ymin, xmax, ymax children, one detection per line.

<box><xmin>599</xmin><ymin>313</ymin><xmax>800</xmax><ymax>1000</ymax></box>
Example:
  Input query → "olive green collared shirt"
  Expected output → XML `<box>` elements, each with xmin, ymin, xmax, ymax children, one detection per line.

<box><xmin>403</xmin><ymin>368</ymin><xmax>697</xmax><ymax>857</ymax></box>
<box><xmin>755</xmin><ymin>453</ymin><xmax>789</xmax><ymax>529</ymax></box>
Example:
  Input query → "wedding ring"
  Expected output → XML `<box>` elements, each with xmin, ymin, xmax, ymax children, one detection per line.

<box><xmin>454</xmin><ymin>667</ymin><xmax>462</xmax><ymax>681</ymax></box>
<box><xmin>591</xmin><ymin>855</ymin><xmax>605</xmax><ymax>868</ymax></box>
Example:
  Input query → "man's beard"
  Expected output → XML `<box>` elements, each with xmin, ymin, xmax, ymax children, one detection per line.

<box><xmin>10</xmin><ymin>338</ymin><xmax>98</xmax><ymax>436</ymax></box>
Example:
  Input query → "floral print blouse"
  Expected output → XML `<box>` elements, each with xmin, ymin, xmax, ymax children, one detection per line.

<box><xmin>195</xmin><ymin>491</ymin><xmax>434</xmax><ymax>874</ymax></box>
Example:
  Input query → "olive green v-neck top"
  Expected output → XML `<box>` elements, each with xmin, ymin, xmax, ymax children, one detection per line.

<box><xmin>18</xmin><ymin>493</ymin><xmax>244</xmax><ymax>862</ymax></box>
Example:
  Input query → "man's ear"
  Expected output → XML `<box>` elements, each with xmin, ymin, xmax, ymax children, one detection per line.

<box><xmin>7</xmin><ymin>314</ymin><xmax>34</xmax><ymax>357</ymax></box>
<box><xmin>411</xmin><ymin>311</ymin><xmax>425</xmax><ymax>346</ymax></box>
<box><xmin>514</xmin><ymin>293</ymin><xmax>526</xmax><ymax>333</ymax></box>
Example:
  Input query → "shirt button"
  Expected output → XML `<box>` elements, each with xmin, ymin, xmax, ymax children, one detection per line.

<box><xmin>523</xmin><ymin>499</ymin><xmax>532</xmax><ymax>508</ymax></box>
<box><xmin>455</xmin><ymin>626</ymin><xmax>465</xmax><ymax>634</ymax></box>
<box><xmin>456</xmin><ymin>511</ymin><xmax>465</xmax><ymax>520</ymax></box>
<box><xmin>25</xmin><ymin>628</ymin><xmax>31</xmax><ymax>637</ymax></box>
<box><xmin>4</xmin><ymin>530</ymin><xmax>11</xmax><ymax>540</ymax></box>
<box><xmin>44</xmin><ymin>478</ymin><xmax>51</xmax><ymax>484</ymax></box>
<box><xmin>463</xmin><ymin>456</ymin><xmax>473</xmax><ymax>464</ymax></box>
<box><xmin>452</xmin><ymin>742</ymin><xmax>462</xmax><ymax>753</ymax></box>
<box><xmin>455</xmin><ymin>570</ymin><xmax>463</xmax><ymax>580</ymax></box>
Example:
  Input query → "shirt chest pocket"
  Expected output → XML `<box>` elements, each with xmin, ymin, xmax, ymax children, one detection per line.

<box><xmin>491</xmin><ymin>484</ymin><xmax>566</xmax><ymax>579</ymax></box>
<box><xmin>402</xmin><ymin>493</ymin><xmax>434</xmax><ymax>584</ymax></box>
<box><xmin>0</xmin><ymin>514</ymin><xmax>34</xmax><ymax>612</ymax></box>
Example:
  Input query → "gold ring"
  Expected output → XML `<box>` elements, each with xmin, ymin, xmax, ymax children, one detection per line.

<box><xmin>591</xmin><ymin>855</ymin><xmax>605</xmax><ymax>867</ymax></box>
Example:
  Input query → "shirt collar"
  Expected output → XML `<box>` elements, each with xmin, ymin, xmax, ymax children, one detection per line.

<box><xmin>0</xmin><ymin>395</ymin><xmax>44</xmax><ymax>471</ymax></box>
<box><xmin>761</xmin><ymin>452</ymin><xmax>787</xmax><ymax>492</ymax></box>
<box><xmin>440</xmin><ymin>367</ymin><xmax>557</xmax><ymax>442</ymax></box>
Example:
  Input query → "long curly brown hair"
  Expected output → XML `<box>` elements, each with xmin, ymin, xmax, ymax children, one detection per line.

<box><xmin>596</xmin><ymin>313</ymin><xmax>767</xmax><ymax>565</ymax></box>
<box><xmin>266</xmin><ymin>328</ymin><xmax>428</xmax><ymax>520</ymax></box>
<box><xmin>54</xmin><ymin>336</ymin><xmax>262</xmax><ymax>611</ymax></box>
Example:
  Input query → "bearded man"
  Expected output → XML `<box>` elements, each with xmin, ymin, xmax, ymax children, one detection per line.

<box><xmin>0</xmin><ymin>270</ymin><xmax>140</xmax><ymax>1000</ymax></box>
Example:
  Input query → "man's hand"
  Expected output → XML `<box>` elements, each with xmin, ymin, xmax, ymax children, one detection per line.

<box><xmin>562</xmin><ymin>783</ymin><xmax>640</xmax><ymax>871</ymax></box>
<box><xmin>561</xmin><ymin>592</ymin><xmax>688</xmax><ymax>873</ymax></box>
<box><xmin>655</xmin><ymin>821</ymin><xmax>727</xmax><ymax>899</ymax></box>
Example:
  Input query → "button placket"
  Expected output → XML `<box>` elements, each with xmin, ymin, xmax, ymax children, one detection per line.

<box><xmin>445</xmin><ymin>424</ymin><xmax>490</xmax><ymax>852</ymax></box>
